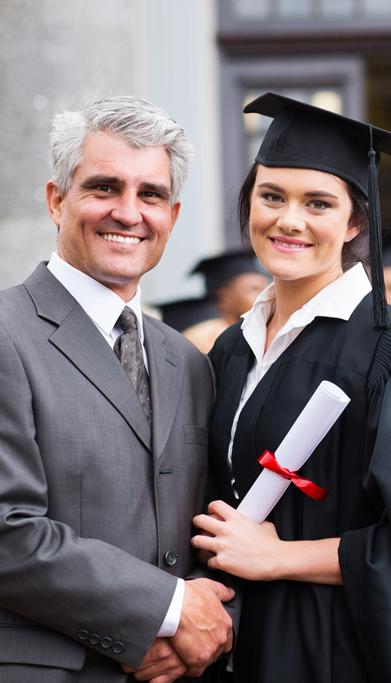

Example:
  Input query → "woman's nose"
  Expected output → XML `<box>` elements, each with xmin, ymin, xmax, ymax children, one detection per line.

<box><xmin>276</xmin><ymin>205</ymin><xmax>306</xmax><ymax>232</ymax></box>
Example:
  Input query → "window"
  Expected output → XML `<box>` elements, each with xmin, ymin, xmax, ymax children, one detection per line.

<box><xmin>230</xmin><ymin>0</ymin><xmax>391</xmax><ymax>21</ymax></box>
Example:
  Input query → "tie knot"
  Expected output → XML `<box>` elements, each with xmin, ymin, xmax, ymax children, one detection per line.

<box><xmin>117</xmin><ymin>306</ymin><xmax>138</xmax><ymax>333</ymax></box>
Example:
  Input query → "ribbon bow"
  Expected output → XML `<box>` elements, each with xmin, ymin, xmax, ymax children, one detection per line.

<box><xmin>258</xmin><ymin>450</ymin><xmax>328</xmax><ymax>501</ymax></box>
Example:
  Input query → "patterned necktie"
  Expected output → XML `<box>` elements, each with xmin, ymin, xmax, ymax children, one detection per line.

<box><xmin>114</xmin><ymin>307</ymin><xmax>151</xmax><ymax>423</ymax></box>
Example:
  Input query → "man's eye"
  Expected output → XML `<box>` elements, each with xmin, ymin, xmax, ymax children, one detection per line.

<box><xmin>141</xmin><ymin>191</ymin><xmax>163</xmax><ymax>202</ymax></box>
<box><xmin>95</xmin><ymin>185</ymin><xmax>112</xmax><ymax>193</ymax></box>
<box><xmin>142</xmin><ymin>191</ymin><xmax>158</xmax><ymax>198</ymax></box>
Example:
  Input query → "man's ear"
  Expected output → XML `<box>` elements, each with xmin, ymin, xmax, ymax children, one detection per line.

<box><xmin>169</xmin><ymin>202</ymin><xmax>181</xmax><ymax>234</ymax></box>
<box><xmin>46</xmin><ymin>181</ymin><xmax>64</xmax><ymax>226</ymax></box>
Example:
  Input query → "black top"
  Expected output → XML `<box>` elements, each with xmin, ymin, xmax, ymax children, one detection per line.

<box><xmin>209</xmin><ymin>293</ymin><xmax>391</xmax><ymax>683</ymax></box>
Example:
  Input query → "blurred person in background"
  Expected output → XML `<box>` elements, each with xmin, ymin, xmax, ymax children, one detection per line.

<box><xmin>184</xmin><ymin>250</ymin><xmax>270</xmax><ymax>352</ymax></box>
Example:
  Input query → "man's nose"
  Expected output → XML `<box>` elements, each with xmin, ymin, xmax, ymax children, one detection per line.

<box><xmin>110</xmin><ymin>192</ymin><xmax>142</xmax><ymax>226</ymax></box>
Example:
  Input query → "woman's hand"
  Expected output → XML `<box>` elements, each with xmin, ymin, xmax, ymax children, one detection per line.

<box><xmin>192</xmin><ymin>499</ymin><xmax>342</xmax><ymax>584</ymax></box>
<box><xmin>194</xmin><ymin>510</ymin><xmax>224</xmax><ymax>565</ymax></box>
<box><xmin>192</xmin><ymin>500</ymin><xmax>285</xmax><ymax>581</ymax></box>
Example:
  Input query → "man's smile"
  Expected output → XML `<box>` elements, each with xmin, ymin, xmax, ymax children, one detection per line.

<box><xmin>100</xmin><ymin>233</ymin><xmax>143</xmax><ymax>244</ymax></box>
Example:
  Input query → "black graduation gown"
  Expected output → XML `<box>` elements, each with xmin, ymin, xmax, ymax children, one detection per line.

<box><xmin>208</xmin><ymin>293</ymin><xmax>391</xmax><ymax>683</ymax></box>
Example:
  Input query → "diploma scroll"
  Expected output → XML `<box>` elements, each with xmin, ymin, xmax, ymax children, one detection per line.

<box><xmin>237</xmin><ymin>380</ymin><xmax>350</xmax><ymax>522</ymax></box>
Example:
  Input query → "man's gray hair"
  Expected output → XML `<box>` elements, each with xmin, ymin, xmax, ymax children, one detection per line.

<box><xmin>49</xmin><ymin>96</ymin><xmax>193</xmax><ymax>203</ymax></box>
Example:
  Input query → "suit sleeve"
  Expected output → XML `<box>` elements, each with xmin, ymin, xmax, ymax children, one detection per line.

<box><xmin>0</xmin><ymin>322</ymin><xmax>177</xmax><ymax>668</ymax></box>
<box><xmin>339</xmin><ymin>373</ymin><xmax>391</xmax><ymax>683</ymax></box>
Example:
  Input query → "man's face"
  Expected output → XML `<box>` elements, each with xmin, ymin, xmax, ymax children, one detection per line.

<box><xmin>46</xmin><ymin>131</ymin><xmax>180</xmax><ymax>301</ymax></box>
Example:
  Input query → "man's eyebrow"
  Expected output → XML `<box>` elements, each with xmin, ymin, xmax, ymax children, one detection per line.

<box><xmin>79</xmin><ymin>176</ymin><xmax>172</xmax><ymax>199</ymax></box>
<box><xmin>139</xmin><ymin>182</ymin><xmax>171</xmax><ymax>199</ymax></box>
<box><xmin>80</xmin><ymin>175</ymin><xmax>125</xmax><ymax>187</ymax></box>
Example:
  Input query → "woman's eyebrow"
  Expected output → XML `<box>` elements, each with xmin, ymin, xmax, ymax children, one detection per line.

<box><xmin>256</xmin><ymin>182</ymin><xmax>338</xmax><ymax>200</ymax></box>
<box><xmin>256</xmin><ymin>182</ymin><xmax>284</xmax><ymax>192</ymax></box>
<box><xmin>303</xmin><ymin>191</ymin><xmax>338</xmax><ymax>199</ymax></box>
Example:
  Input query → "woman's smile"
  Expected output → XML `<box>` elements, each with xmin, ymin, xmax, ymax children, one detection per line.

<box><xmin>269</xmin><ymin>236</ymin><xmax>313</xmax><ymax>253</ymax></box>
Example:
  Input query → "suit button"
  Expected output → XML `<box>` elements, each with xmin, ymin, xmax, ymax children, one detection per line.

<box><xmin>163</xmin><ymin>550</ymin><xmax>177</xmax><ymax>567</ymax></box>
<box><xmin>113</xmin><ymin>641</ymin><xmax>126</xmax><ymax>654</ymax></box>
<box><xmin>101</xmin><ymin>636</ymin><xmax>113</xmax><ymax>649</ymax></box>
<box><xmin>89</xmin><ymin>633</ymin><xmax>101</xmax><ymax>646</ymax></box>
<box><xmin>78</xmin><ymin>629</ymin><xmax>89</xmax><ymax>641</ymax></box>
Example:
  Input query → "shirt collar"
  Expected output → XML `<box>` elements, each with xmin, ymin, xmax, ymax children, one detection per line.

<box><xmin>241</xmin><ymin>262</ymin><xmax>371</xmax><ymax>350</ymax></box>
<box><xmin>47</xmin><ymin>252</ymin><xmax>144</xmax><ymax>340</ymax></box>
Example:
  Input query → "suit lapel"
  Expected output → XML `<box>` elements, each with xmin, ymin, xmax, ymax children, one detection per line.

<box><xmin>24</xmin><ymin>263</ymin><xmax>152</xmax><ymax>451</ymax></box>
<box><xmin>143</xmin><ymin>316</ymin><xmax>184</xmax><ymax>460</ymax></box>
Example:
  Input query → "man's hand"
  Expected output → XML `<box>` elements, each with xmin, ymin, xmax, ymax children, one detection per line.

<box><xmin>122</xmin><ymin>638</ymin><xmax>187</xmax><ymax>683</ymax></box>
<box><xmin>170</xmin><ymin>577</ymin><xmax>234</xmax><ymax>678</ymax></box>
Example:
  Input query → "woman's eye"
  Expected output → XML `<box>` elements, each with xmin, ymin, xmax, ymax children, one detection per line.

<box><xmin>262</xmin><ymin>192</ymin><xmax>283</xmax><ymax>203</ymax></box>
<box><xmin>308</xmin><ymin>199</ymin><xmax>331</xmax><ymax>210</ymax></box>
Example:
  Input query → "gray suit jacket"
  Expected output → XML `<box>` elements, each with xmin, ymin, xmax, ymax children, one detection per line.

<box><xmin>0</xmin><ymin>263</ymin><xmax>214</xmax><ymax>682</ymax></box>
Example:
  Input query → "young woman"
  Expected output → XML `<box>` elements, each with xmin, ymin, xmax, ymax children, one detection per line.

<box><xmin>192</xmin><ymin>93</ymin><xmax>391</xmax><ymax>683</ymax></box>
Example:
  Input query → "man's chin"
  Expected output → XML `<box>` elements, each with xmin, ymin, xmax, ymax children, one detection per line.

<box><xmin>92</xmin><ymin>271</ymin><xmax>141</xmax><ymax>300</ymax></box>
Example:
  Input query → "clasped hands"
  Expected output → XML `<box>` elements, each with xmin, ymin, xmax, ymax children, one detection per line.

<box><xmin>122</xmin><ymin>576</ymin><xmax>234</xmax><ymax>683</ymax></box>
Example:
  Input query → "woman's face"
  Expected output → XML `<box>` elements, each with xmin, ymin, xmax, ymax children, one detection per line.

<box><xmin>249</xmin><ymin>165</ymin><xmax>360</xmax><ymax>288</ymax></box>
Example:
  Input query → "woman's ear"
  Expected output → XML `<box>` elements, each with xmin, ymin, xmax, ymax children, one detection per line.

<box><xmin>344</xmin><ymin>222</ymin><xmax>361</xmax><ymax>244</ymax></box>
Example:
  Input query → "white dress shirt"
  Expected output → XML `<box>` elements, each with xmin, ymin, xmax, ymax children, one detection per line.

<box><xmin>228</xmin><ymin>263</ymin><xmax>372</xmax><ymax>496</ymax></box>
<box><xmin>47</xmin><ymin>252</ymin><xmax>184</xmax><ymax>636</ymax></box>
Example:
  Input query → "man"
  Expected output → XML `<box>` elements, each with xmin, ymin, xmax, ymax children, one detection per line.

<box><xmin>0</xmin><ymin>96</ymin><xmax>233</xmax><ymax>682</ymax></box>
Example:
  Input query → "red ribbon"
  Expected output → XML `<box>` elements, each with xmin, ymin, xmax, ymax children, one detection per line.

<box><xmin>258</xmin><ymin>450</ymin><xmax>328</xmax><ymax>501</ymax></box>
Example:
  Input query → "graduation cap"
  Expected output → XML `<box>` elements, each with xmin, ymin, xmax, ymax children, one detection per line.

<box><xmin>158</xmin><ymin>296</ymin><xmax>219</xmax><ymax>332</ymax></box>
<box><xmin>191</xmin><ymin>249</ymin><xmax>270</xmax><ymax>296</ymax></box>
<box><xmin>243</xmin><ymin>92</ymin><xmax>391</xmax><ymax>327</ymax></box>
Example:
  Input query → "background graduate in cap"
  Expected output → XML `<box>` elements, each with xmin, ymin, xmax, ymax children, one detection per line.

<box><xmin>184</xmin><ymin>250</ymin><xmax>270</xmax><ymax>352</ymax></box>
<box><xmin>192</xmin><ymin>93</ymin><xmax>391</xmax><ymax>683</ymax></box>
<box><xmin>190</xmin><ymin>249</ymin><xmax>270</xmax><ymax>327</ymax></box>
<box><xmin>158</xmin><ymin>250</ymin><xmax>270</xmax><ymax>353</ymax></box>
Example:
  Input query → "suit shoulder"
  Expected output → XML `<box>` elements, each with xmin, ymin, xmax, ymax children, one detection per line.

<box><xmin>0</xmin><ymin>283</ymin><xmax>31</xmax><ymax>324</ymax></box>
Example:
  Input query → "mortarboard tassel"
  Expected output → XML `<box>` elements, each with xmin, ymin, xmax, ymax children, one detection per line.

<box><xmin>368</xmin><ymin>125</ymin><xmax>390</xmax><ymax>328</ymax></box>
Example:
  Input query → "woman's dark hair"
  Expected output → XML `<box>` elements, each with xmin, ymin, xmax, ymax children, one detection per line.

<box><xmin>343</xmin><ymin>183</ymin><xmax>369</xmax><ymax>273</ymax></box>
<box><xmin>238</xmin><ymin>162</ymin><xmax>370</xmax><ymax>274</ymax></box>
<box><xmin>238</xmin><ymin>162</ymin><xmax>258</xmax><ymax>246</ymax></box>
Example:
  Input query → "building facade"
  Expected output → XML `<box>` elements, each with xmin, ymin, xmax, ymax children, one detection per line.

<box><xmin>1</xmin><ymin>0</ymin><xmax>391</xmax><ymax>301</ymax></box>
